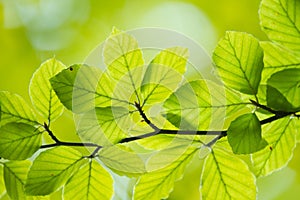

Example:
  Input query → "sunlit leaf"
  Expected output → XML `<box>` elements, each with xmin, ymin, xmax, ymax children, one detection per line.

<box><xmin>3</xmin><ymin>160</ymin><xmax>31</xmax><ymax>200</ymax></box>
<box><xmin>260</xmin><ymin>0</ymin><xmax>300</xmax><ymax>52</ymax></box>
<box><xmin>98</xmin><ymin>145</ymin><xmax>146</xmax><ymax>176</ymax></box>
<box><xmin>0</xmin><ymin>165</ymin><xmax>5</xmax><ymax>196</ymax></box>
<box><xmin>133</xmin><ymin>145</ymin><xmax>198</xmax><ymax>200</ymax></box>
<box><xmin>0</xmin><ymin>91</ymin><xmax>37</xmax><ymax>126</ymax></box>
<box><xmin>103</xmin><ymin>28</ymin><xmax>144</xmax><ymax>103</ymax></box>
<box><xmin>200</xmin><ymin>148</ymin><xmax>256</xmax><ymax>200</ymax></box>
<box><xmin>77</xmin><ymin>106</ymin><xmax>131</xmax><ymax>145</ymax></box>
<box><xmin>260</xmin><ymin>42</ymin><xmax>300</xmax><ymax>83</ymax></box>
<box><xmin>267</xmin><ymin>68</ymin><xmax>300</xmax><ymax>111</ymax></box>
<box><xmin>227</xmin><ymin>113</ymin><xmax>267</xmax><ymax>154</ymax></box>
<box><xmin>141</xmin><ymin>47</ymin><xmax>188</xmax><ymax>105</ymax></box>
<box><xmin>25</xmin><ymin>146</ymin><xmax>85</xmax><ymax>195</ymax></box>
<box><xmin>0</xmin><ymin>123</ymin><xmax>42</xmax><ymax>160</ymax></box>
<box><xmin>252</xmin><ymin>117</ymin><xmax>297</xmax><ymax>177</ymax></box>
<box><xmin>163</xmin><ymin>80</ymin><xmax>251</xmax><ymax>130</ymax></box>
<box><xmin>266</xmin><ymin>85</ymin><xmax>295</xmax><ymax>112</ymax></box>
<box><xmin>213</xmin><ymin>31</ymin><xmax>264</xmax><ymax>95</ymax></box>
<box><xmin>64</xmin><ymin>159</ymin><xmax>113</xmax><ymax>200</ymax></box>
<box><xmin>29</xmin><ymin>58</ymin><xmax>65</xmax><ymax>123</ymax></box>
<box><xmin>50</xmin><ymin>64</ymin><xmax>129</xmax><ymax>113</ymax></box>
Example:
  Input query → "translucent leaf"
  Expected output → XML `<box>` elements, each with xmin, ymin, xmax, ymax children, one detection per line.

<box><xmin>103</xmin><ymin>28</ymin><xmax>144</xmax><ymax>102</ymax></box>
<box><xmin>133</xmin><ymin>145</ymin><xmax>198</xmax><ymax>200</ymax></box>
<box><xmin>267</xmin><ymin>68</ymin><xmax>300</xmax><ymax>111</ymax></box>
<box><xmin>260</xmin><ymin>0</ymin><xmax>300</xmax><ymax>52</ymax></box>
<box><xmin>260</xmin><ymin>42</ymin><xmax>300</xmax><ymax>83</ymax></box>
<box><xmin>50</xmin><ymin>64</ymin><xmax>128</xmax><ymax>113</ymax></box>
<box><xmin>29</xmin><ymin>58</ymin><xmax>65</xmax><ymax>123</ymax></box>
<box><xmin>3</xmin><ymin>160</ymin><xmax>31</xmax><ymax>200</ymax></box>
<box><xmin>25</xmin><ymin>146</ymin><xmax>85</xmax><ymax>195</ymax></box>
<box><xmin>64</xmin><ymin>159</ymin><xmax>113</xmax><ymax>200</ymax></box>
<box><xmin>227</xmin><ymin>113</ymin><xmax>267</xmax><ymax>154</ymax></box>
<box><xmin>98</xmin><ymin>145</ymin><xmax>146</xmax><ymax>176</ymax></box>
<box><xmin>200</xmin><ymin>148</ymin><xmax>256</xmax><ymax>200</ymax></box>
<box><xmin>141</xmin><ymin>47</ymin><xmax>188</xmax><ymax>105</ymax></box>
<box><xmin>266</xmin><ymin>85</ymin><xmax>295</xmax><ymax>112</ymax></box>
<box><xmin>0</xmin><ymin>123</ymin><xmax>42</xmax><ymax>160</ymax></box>
<box><xmin>213</xmin><ymin>31</ymin><xmax>264</xmax><ymax>95</ymax></box>
<box><xmin>77</xmin><ymin>107</ymin><xmax>131</xmax><ymax>145</ymax></box>
<box><xmin>163</xmin><ymin>80</ymin><xmax>251</xmax><ymax>130</ymax></box>
<box><xmin>0</xmin><ymin>91</ymin><xmax>37</xmax><ymax>126</ymax></box>
<box><xmin>0</xmin><ymin>165</ymin><xmax>5</xmax><ymax>196</ymax></box>
<box><xmin>252</xmin><ymin>117</ymin><xmax>297</xmax><ymax>177</ymax></box>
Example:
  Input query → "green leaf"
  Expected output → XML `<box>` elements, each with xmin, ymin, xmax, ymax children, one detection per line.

<box><xmin>267</xmin><ymin>68</ymin><xmax>300</xmax><ymax>111</ymax></box>
<box><xmin>64</xmin><ymin>159</ymin><xmax>113</xmax><ymax>200</ymax></box>
<box><xmin>103</xmin><ymin>28</ymin><xmax>144</xmax><ymax>102</ymax></box>
<box><xmin>252</xmin><ymin>117</ymin><xmax>297</xmax><ymax>176</ymax></box>
<box><xmin>213</xmin><ymin>31</ymin><xmax>264</xmax><ymax>95</ymax></box>
<box><xmin>0</xmin><ymin>123</ymin><xmax>42</xmax><ymax>160</ymax></box>
<box><xmin>99</xmin><ymin>145</ymin><xmax>146</xmax><ymax>176</ymax></box>
<box><xmin>141</xmin><ymin>47</ymin><xmax>188</xmax><ymax>104</ymax></box>
<box><xmin>200</xmin><ymin>148</ymin><xmax>256</xmax><ymax>200</ymax></box>
<box><xmin>3</xmin><ymin>160</ymin><xmax>31</xmax><ymax>200</ymax></box>
<box><xmin>0</xmin><ymin>91</ymin><xmax>37</xmax><ymax>126</ymax></box>
<box><xmin>133</xmin><ymin>145</ymin><xmax>198</xmax><ymax>200</ymax></box>
<box><xmin>77</xmin><ymin>106</ymin><xmax>131</xmax><ymax>145</ymax></box>
<box><xmin>0</xmin><ymin>165</ymin><xmax>5</xmax><ymax>196</ymax></box>
<box><xmin>266</xmin><ymin>85</ymin><xmax>295</xmax><ymax>111</ymax></box>
<box><xmin>163</xmin><ymin>80</ymin><xmax>251</xmax><ymax>130</ymax></box>
<box><xmin>260</xmin><ymin>42</ymin><xmax>300</xmax><ymax>83</ymax></box>
<box><xmin>227</xmin><ymin>113</ymin><xmax>267</xmax><ymax>154</ymax></box>
<box><xmin>260</xmin><ymin>0</ymin><xmax>300</xmax><ymax>52</ymax></box>
<box><xmin>25</xmin><ymin>146</ymin><xmax>85</xmax><ymax>195</ymax></box>
<box><xmin>29</xmin><ymin>58</ymin><xmax>65</xmax><ymax>122</ymax></box>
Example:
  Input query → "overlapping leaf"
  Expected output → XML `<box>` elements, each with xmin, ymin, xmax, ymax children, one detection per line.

<box><xmin>227</xmin><ymin>113</ymin><xmax>267</xmax><ymax>154</ymax></box>
<box><xmin>0</xmin><ymin>165</ymin><xmax>5</xmax><ymax>196</ymax></box>
<box><xmin>103</xmin><ymin>28</ymin><xmax>144</xmax><ymax>103</ymax></box>
<box><xmin>267</xmin><ymin>68</ymin><xmax>300</xmax><ymax>111</ymax></box>
<box><xmin>141</xmin><ymin>47</ymin><xmax>188</xmax><ymax>104</ymax></box>
<box><xmin>260</xmin><ymin>0</ymin><xmax>300</xmax><ymax>52</ymax></box>
<box><xmin>260</xmin><ymin>42</ymin><xmax>300</xmax><ymax>83</ymax></box>
<box><xmin>25</xmin><ymin>146</ymin><xmax>85</xmax><ymax>195</ymax></box>
<box><xmin>0</xmin><ymin>91</ymin><xmax>37</xmax><ymax>126</ymax></box>
<box><xmin>64</xmin><ymin>159</ymin><xmax>113</xmax><ymax>200</ymax></box>
<box><xmin>213</xmin><ymin>31</ymin><xmax>264</xmax><ymax>95</ymax></box>
<box><xmin>29</xmin><ymin>58</ymin><xmax>65</xmax><ymax>122</ymax></box>
<box><xmin>133</xmin><ymin>145</ymin><xmax>198</xmax><ymax>200</ymax></box>
<box><xmin>200</xmin><ymin>148</ymin><xmax>256</xmax><ymax>200</ymax></box>
<box><xmin>0</xmin><ymin>123</ymin><xmax>42</xmax><ymax>160</ymax></box>
<box><xmin>99</xmin><ymin>145</ymin><xmax>146</xmax><ymax>176</ymax></box>
<box><xmin>252</xmin><ymin>117</ymin><xmax>297</xmax><ymax>177</ymax></box>
<box><xmin>77</xmin><ymin>106</ymin><xmax>131</xmax><ymax>145</ymax></box>
<box><xmin>3</xmin><ymin>160</ymin><xmax>31</xmax><ymax>200</ymax></box>
<box><xmin>163</xmin><ymin>80</ymin><xmax>251</xmax><ymax>130</ymax></box>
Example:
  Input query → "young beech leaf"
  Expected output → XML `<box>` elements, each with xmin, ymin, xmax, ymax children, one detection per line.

<box><xmin>200</xmin><ymin>148</ymin><xmax>256</xmax><ymax>200</ymax></box>
<box><xmin>227</xmin><ymin>113</ymin><xmax>267</xmax><ymax>154</ymax></box>
<box><xmin>99</xmin><ymin>144</ymin><xmax>146</xmax><ymax>176</ymax></box>
<box><xmin>64</xmin><ymin>159</ymin><xmax>113</xmax><ymax>200</ymax></box>
<box><xmin>0</xmin><ymin>91</ymin><xmax>37</xmax><ymax>126</ymax></box>
<box><xmin>0</xmin><ymin>165</ymin><xmax>4</xmax><ymax>195</ymax></box>
<box><xmin>103</xmin><ymin>28</ymin><xmax>144</xmax><ymax>102</ymax></box>
<box><xmin>267</xmin><ymin>68</ymin><xmax>300</xmax><ymax>111</ymax></box>
<box><xmin>213</xmin><ymin>31</ymin><xmax>264</xmax><ymax>95</ymax></box>
<box><xmin>133</xmin><ymin>145</ymin><xmax>198</xmax><ymax>200</ymax></box>
<box><xmin>260</xmin><ymin>0</ymin><xmax>300</xmax><ymax>52</ymax></box>
<box><xmin>252</xmin><ymin>117</ymin><xmax>297</xmax><ymax>177</ymax></box>
<box><xmin>141</xmin><ymin>46</ymin><xmax>188</xmax><ymax>105</ymax></box>
<box><xmin>0</xmin><ymin>122</ymin><xmax>42</xmax><ymax>160</ymax></box>
<box><xmin>30</xmin><ymin>58</ymin><xmax>65</xmax><ymax>122</ymax></box>
<box><xmin>77</xmin><ymin>106</ymin><xmax>130</xmax><ymax>145</ymax></box>
<box><xmin>260</xmin><ymin>42</ymin><xmax>300</xmax><ymax>84</ymax></box>
<box><xmin>163</xmin><ymin>80</ymin><xmax>251</xmax><ymax>130</ymax></box>
<box><xmin>3</xmin><ymin>160</ymin><xmax>31</xmax><ymax>200</ymax></box>
<box><xmin>25</xmin><ymin>146</ymin><xmax>86</xmax><ymax>195</ymax></box>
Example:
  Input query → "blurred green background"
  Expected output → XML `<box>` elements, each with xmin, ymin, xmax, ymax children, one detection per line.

<box><xmin>0</xmin><ymin>0</ymin><xmax>299</xmax><ymax>199</ymax></box>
